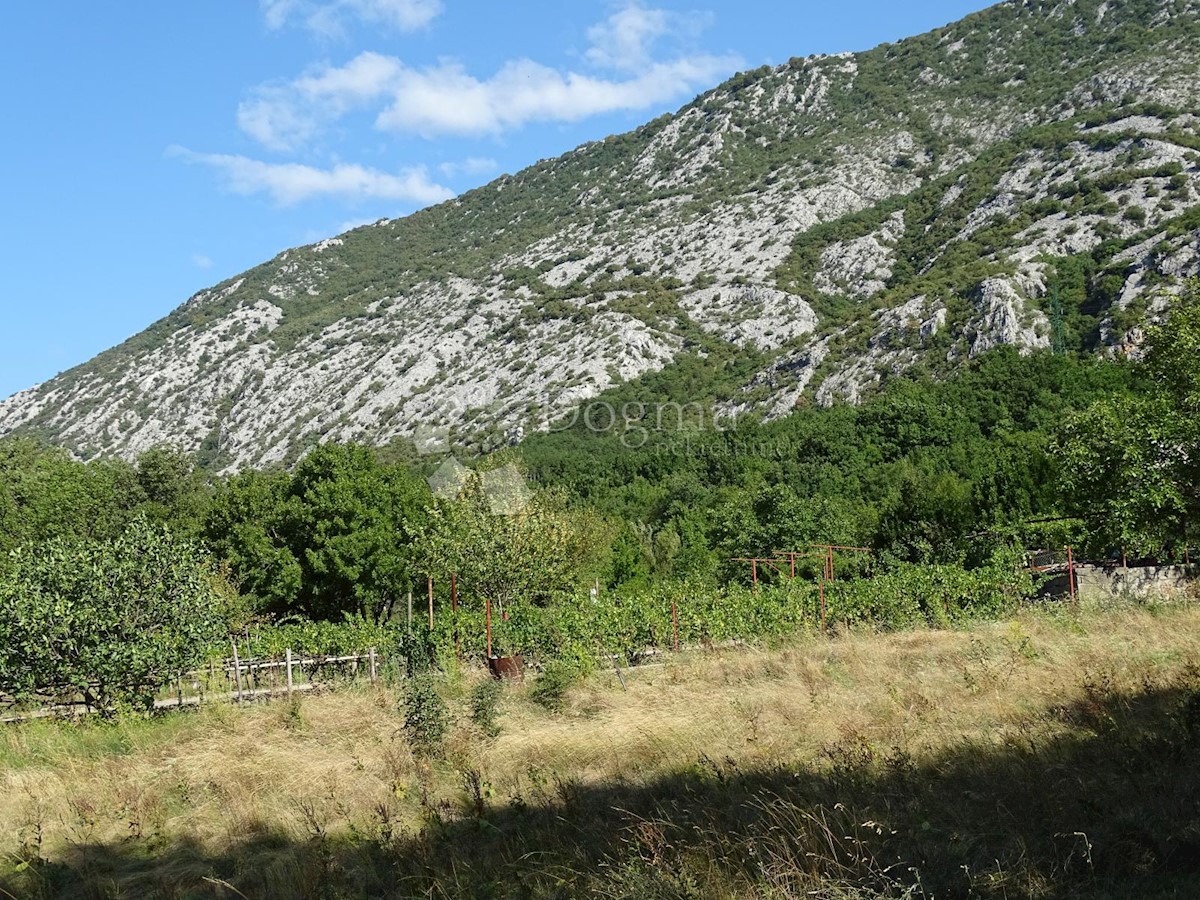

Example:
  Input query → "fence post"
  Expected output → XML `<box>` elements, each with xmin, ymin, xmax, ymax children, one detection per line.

<box><xmin>231</xmin><ymin>641</ymin><xmax>243</xmax><ymax>703</ymax></box>
<box><xmin>428</xmin><ymin>576</ymin><xmax>434</xmax><ymax>631</ymax></box>
<box><xmin>452</xmin><ymin>573</ymin><xmax>459</xmax><ymax>657</ymax></box>
<box><xmin>407</xmin><ymin>590</ymin><xmax>413</xmax><ymax>635</ymax></box>
<box><xmin>672</xmin><ymin>600</ymin><xmax>679</xmax><ymax>652</ymax></box>
<box><xmin>820</xmin><ymin>578</ymin><xmax>827</xmax><ymax>637</ymax></box>
<box><xmin>286</xmin><ymin>648</ymin><xmax>294</xmax><ymax>695</ymax></box>
<box><xmin>369</xmin><ymin>647</ymin><xmax>377</xmax><ymax>684</ymax></box>
<box><xmin>1067</xmin><ymin>545</ymin><xmax>1077</xmax><ymax>608</ymax></box>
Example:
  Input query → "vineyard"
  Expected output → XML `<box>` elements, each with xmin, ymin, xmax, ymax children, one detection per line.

<box><xmin>235</xmin><ymin>548</ymin><xmax>1032</xmax><ymax>660</ymax></box>
<box><xmin>0</xmin><ymin>547</ymin><xmax>1038</xmax><ymax>720</ymax></box>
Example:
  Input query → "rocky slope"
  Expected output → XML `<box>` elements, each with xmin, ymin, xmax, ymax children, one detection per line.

<box><xmin>3</xmin><ymin>0</ymin><xmax>1200</xmax><ymax>468</ymax></box>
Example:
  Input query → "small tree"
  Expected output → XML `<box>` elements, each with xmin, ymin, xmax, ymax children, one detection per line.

<box><xmin>421</xmin><ymin>474</ymin><xmax>601</xmax><ymax>634</ymax></box>
<box><xmin>0</xmin><ymin>520</ymin><xmax>227</xmax><ymax>715</ymax></box>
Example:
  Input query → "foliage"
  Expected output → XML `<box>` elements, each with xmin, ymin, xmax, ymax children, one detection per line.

<box><xmin>0</xmin><ymin>520</ymin><xmax>227</xmax><ymax>715</ymax></box>
<box><xmin>520</xmin><ymin>348</ymin><xmax>1132</xmax><ymax>569</ymax></box>
<box><xmin>204</xmin><ymin>444</ymin><xmax>431</xmax><ymax>622</ymax></box>
<box><xmin>529</xmin><ymin>659</ymin><xmax>587</xmax><ymax>712</ymax></box>
<box><xmin>1056</xmin><ymin>281</ymin><xmax>1200</xmax><ymax>557</ymax></box>
<box><xmin>468</xmin><ymin>678</ymin><xmax>504</xmax><ymax>739</ymax></box>
<box><xmin>420</xmin><ymin>470</ymin><xmax>607</xmax><ymax>648</ymax></box>
<box><xmin>402</xmin><ymin>675</ymin><xmax>449</xmax><ymax>759</ymax></box>
<box><xmin>241</xmin><ymin>617</ymin><xmax>399</xmax><ymax>660</ymax></box>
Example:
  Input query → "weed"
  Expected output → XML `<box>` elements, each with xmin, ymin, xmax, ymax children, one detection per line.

<box><xmin>402</xmin><ymin>675</ymin><xmax>449</xmax><ymax>759</ymax></box>
<box><xmin>529</xmin><ymin>659</ymin><xmax>583</xmax><ymax>711</ymax></box>
<box><xmin>468</xmin><ymin>677</ymin><xmax>503</xmax><ymax>740</ymax></box>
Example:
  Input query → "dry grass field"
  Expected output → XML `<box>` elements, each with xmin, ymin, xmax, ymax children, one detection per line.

<box><xmin>4</xmin><ymin>599</ymin><xmax>1200</xmax><ymax>898</ymax></box>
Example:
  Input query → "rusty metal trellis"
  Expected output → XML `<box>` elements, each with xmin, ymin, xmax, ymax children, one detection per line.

<box><xmin>731</xmin><ymin>544</ymin><xmax>872</xmax><ymax>635</ymax></box>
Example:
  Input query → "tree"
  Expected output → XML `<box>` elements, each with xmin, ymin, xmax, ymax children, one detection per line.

<box><xmin>204</xmin><ymin>444</ymin><xmax>433</xmax><ymax>623</ymax></box>
<box><xmin>0</xmin><ymin>520</ymin><xmax>227</xmax><ymax>715</ymax></box>
<box><xmin>0</xmin><ymin>438</ymin><xmax>143</xmax><ymax>560</ymax></box>
<box><xmin>422</xmin><ymin>471</ymin><xmax>602</xmax><ymax>633</ymax></box>
<box><xmin>202</xmin><ymin>469</ymin><xmax>302</xmax><ymax>615</ymax></box>
<box><xmin>286</xmin><ymin>444</ymin><xmax>432</xmax><ymax>623</ymax></box>
<box><xmin>1056</xmin><ymin>282</ymin><xmax>1200</xmax><ymax>557</ymax></box>
<box><xmin>134</xmin><ymin>445</ymin><xmax>211</xmax><ymax>536</ymax></box>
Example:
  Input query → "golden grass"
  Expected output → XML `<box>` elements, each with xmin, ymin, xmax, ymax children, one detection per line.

<box><xmin>4</xmin><ymin>600</ymin><xmax>1200</xmax><ymax>897</ymax></box>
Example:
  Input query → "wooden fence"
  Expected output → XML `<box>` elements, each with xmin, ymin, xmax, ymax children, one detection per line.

<box><xmin>0</xmin><ymin>647</ymin><xmax>382</xmax><ymax>723</ymax></box>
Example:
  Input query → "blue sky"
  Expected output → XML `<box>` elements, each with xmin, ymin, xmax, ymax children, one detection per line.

<box><xmin>0</xmin><ymin>0</ymin><xmax>992</xmax><ymax>400</ymax></box>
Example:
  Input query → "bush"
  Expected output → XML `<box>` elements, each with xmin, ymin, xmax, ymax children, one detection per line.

<box><xmin>530</xmin><ymin>659</ymin><xmax>586</xmax><ymax>711</ymax></box>
<box><xmin>403</xmin><ymin>675</ymin><xmax>449</xmax><ymax>759</ymax></box>
<box><xmin>468</xmin><ymin>677</ymin><xmax>504</xmax><ymax>739</ymax></box>
<box><xmin>0</xmin><ymin>520</ymin><xmax>227</xmax><ymax>716</ymax></box>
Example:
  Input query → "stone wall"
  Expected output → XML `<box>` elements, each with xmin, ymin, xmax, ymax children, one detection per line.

<box><xmin>1075</xmin><ymin>564</ymin><xmax>1196</xmax><ymax>599</ymax></box>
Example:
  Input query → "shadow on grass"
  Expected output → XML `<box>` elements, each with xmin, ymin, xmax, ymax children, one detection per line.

<box><xmin>8</xmin><ymin>670</ymin><xmax>1200</xmax><ymax>899</ymax></box>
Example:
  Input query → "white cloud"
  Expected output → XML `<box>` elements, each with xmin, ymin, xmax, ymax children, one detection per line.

<box><xmin>438</xmin><ymin>157</ymin><xmax>499</xmax><ymax>178</ymax></box>
<box><xmin>170</xmin><ymin>147</ymin><xmax>454</xmax><ymax>206</ymax></box>
<box><xmin>239</xmin><ymin>51</ymin><xmax>405</xmax><ymax>150</ymax></box>
<box><xmin>238</xmin><ymin>43</ymin><xmax>740</xmax><ymax>146</ymax></box>
<box><xmin>261</xmin><ymin>0</ymin><xmax>442</xmax><ymax>37</ymax></box>
<box><xmin>585</xmin><ymin>2</ymin><xmax>713</xmax><ymax>72</ymax></box>
<box><xmin>191</xmin><ymin>254</ymin><xmax>214</xmax><ymax>269</ymax></box>
<box><xmin>375</xmin><ymin>55</ymin><xmax>737</xmax><ymax>136</ymax></box>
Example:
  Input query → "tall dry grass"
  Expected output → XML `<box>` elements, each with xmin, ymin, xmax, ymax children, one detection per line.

<box><xmin>3</xmin><ymin>599</ymin><xmax>1200</xmax><ymax>897</ymax></box>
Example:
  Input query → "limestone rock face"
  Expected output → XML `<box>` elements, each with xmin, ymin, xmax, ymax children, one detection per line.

<box><xmin>3</xmin><ymin>0</ymin><xmax>1200</xmax><ymax>467</ymax></box>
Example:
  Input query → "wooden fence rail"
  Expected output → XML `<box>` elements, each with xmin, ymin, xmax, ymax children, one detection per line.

<box><xmin>0</xmin><ymin>647</ymin><xmax>381</xmax><ymax>723</ymax></box>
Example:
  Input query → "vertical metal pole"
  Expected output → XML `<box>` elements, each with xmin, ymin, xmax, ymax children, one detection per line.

<box><xmin>486</xmin><ymin>596</ymin><xmax>493</xmax><ymax>658</ymax></box>
<box><xmin>1067</xmin><ymin>545</ymin><xmax>1077</xmax><ymax>607</ymax></box>
<box><xmin>406</xmin><ymin>589</ymin><xmax>413</xmax><ymax>635</ymax></box>
<box><xmin>231</xmin><ymin>641</ymin><xmax>243</xmax><ymax>703</ymax></box>
<box><xmin>369</xmin><ymin>647</ymin><xmax>377</xmax><ymax>684</ymax></box>
<box><xmin>427</xmin><ymin>576</ymin><xmax>434</xmax><ymax>631</ymax></box>
<box><xmin>451</xmin><ymin>573</ymin><xmax>460</xmax><ymax>657</ymax></box>
<box><xmin>286</xmin><ymin>648</ymin><xmax>294</xmax><ymax>695</ymax></box>
<box><xmin>789</xmin><ymin>554</ymin><xmax>796</xmax><ymax>579</ymax></box>
<box><xmin>672</xmin><ymin>600</ymin><xmax>679</xmax><ymax>652</ymax></box>
<box><xmin>751</xmin><ymin>559</ymin><xmax>758</xmax><ymax>591</ymax></box>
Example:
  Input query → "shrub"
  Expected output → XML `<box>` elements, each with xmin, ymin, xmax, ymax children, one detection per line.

<box><xmin>468</xmin><ymin>677</ymin><xmax>504</xmax><ymax>739</ymax></box>
<box><xmin>402</xmin><ymin>675</ymin><xmax>449</xmax><ymax>759</ymax></box>
<box><xmin>530</xmin><ymin>659</ymin><xmax>586</xmax><ymax>711</ymax></box>
<box><xmin>0</xmin><ymin>520</ymin><xmax>227</xmax><ymax>716</ymax></box>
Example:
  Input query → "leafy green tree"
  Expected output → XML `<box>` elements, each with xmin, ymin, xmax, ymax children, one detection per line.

<box><xmin>286</xmin><ymin>443</ymin><xmax>432</xmax><ymax>623</ymax></box>
<box><xmin>422</xmin><ymin>473</ymin><xmax>602</xmax><ymax>629</ymax></box>
<box><xmin>203</xmin><ymin>469</ymin><xmax>302</xmax><ymax>615</ymax></box>
<box><xmin>204</xmin><ymin>444</ymin><xmax>432</xmax><ymax>622</ymax></box>
<box><xmin>1056</xmin><ymin>282</ymin><xmax>1200</xmax><ymax>556</ymax></box>
<box><xmin>0</xmin><ymin>439</ymin><xmax>143</xmax><ymax>560</ymax></box>
<box><xmin>134</xmin><ymin>445</ymin><xmax>211</xmax><ymax>536</ymax></box>
<box><xmin>0</xmin><ymin>520</ymin><xmax>227</xmax><ymax>715</ymax></box>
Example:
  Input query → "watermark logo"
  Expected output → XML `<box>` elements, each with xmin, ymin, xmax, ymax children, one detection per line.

<box><xmin>412</xmin><ymin>395</ymin><xmax>465</xmax><ymax>457</ymax></box>
<box><xmin>548</xmin><ymin>400</ymin><xmax>739</xmax><ymax>448</ymax></box>
<box><xmin>419</xmin><ymin>397</ymin><xmax>533</xmax><ymax>515</ymax></box>
<box><xmin>417</xmin><ymin>392</ymin><xmax>740</xmax><ymax>512</ymax></box>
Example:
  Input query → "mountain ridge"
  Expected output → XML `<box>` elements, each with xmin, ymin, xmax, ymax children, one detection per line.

<box><xmin>4</xmin><ymin>0</ymin><xmax>1200</xmax><ymax>468</ymax></box>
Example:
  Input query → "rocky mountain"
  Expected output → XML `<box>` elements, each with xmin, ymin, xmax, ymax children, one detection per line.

<box><xmin>4</xmin><ymin>0</ymin><xmax>1200</xmax><ymax>469</ymax></box>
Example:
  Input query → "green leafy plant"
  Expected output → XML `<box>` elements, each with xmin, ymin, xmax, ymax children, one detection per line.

<box><xmin>0</xmin><ymin>520</ymin><xmax>227</xmax><ymax>716</ymax></box>
<box><xmin>468</xmin><ymin>678</ymin><xmax>504</xmax><ymax>739</ymax></box>
<box><xmin>402</xmin><ymin>674</ymin><xmax>449</xmax><ymax>759</ymax></box>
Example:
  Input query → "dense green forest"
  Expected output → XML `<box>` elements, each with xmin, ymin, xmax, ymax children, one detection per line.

<box><xmin>1</xmin><ymin>285</ymin><xmax>1196</xmax><ymax>712</ymax></box>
